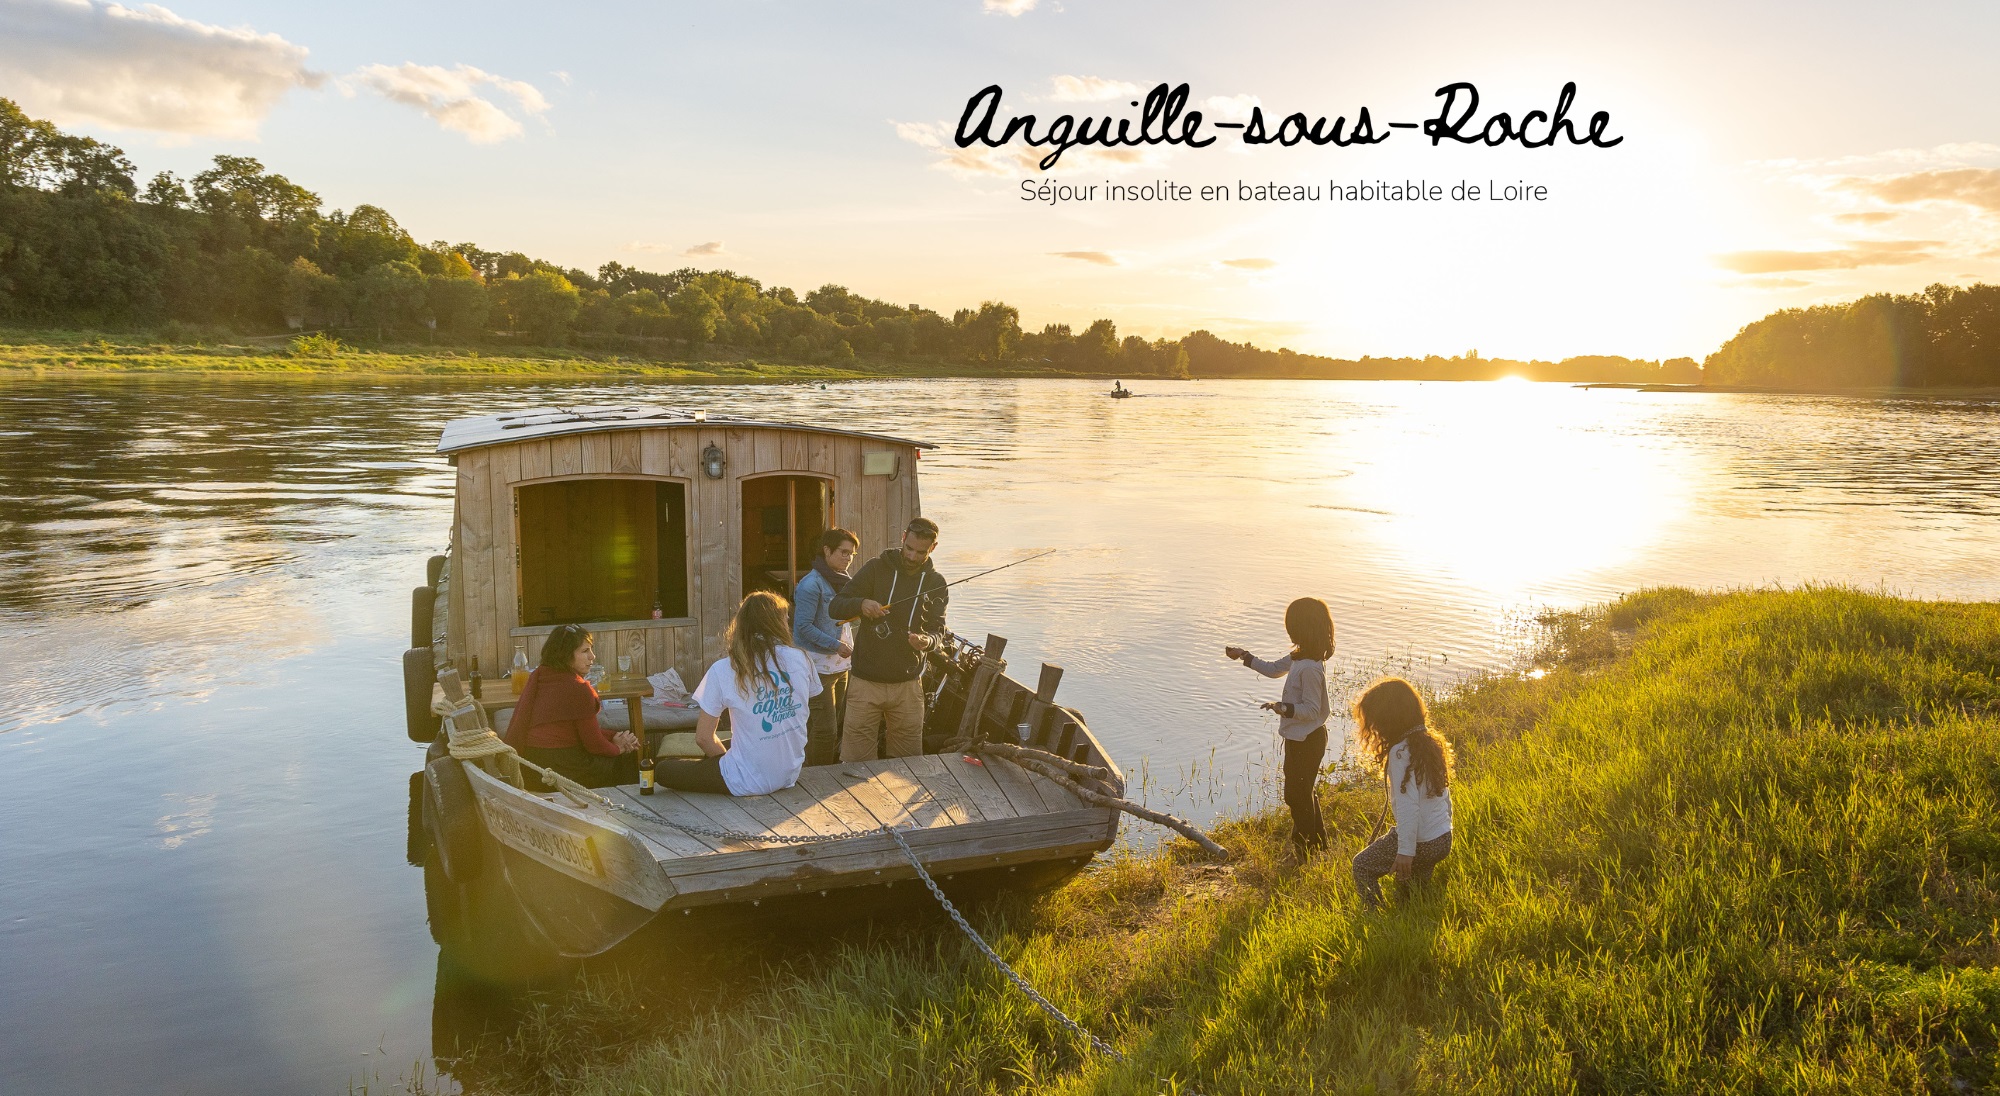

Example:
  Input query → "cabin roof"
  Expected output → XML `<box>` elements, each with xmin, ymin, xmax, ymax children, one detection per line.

<box><xmin>436</xmin><ymin>405</ymin><xmax>938</xmax><ymax>455</ymax></box>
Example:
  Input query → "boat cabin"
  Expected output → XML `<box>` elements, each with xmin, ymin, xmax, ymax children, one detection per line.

<box><xmin>435</xmin><ymin>406</ymin><xmax>933</xmax><ymax>684</ymax></box>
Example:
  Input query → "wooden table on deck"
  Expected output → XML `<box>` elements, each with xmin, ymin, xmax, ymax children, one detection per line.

<box><xmin>432</xmin><ymin>673</ymin><xmax>657</xmax><ymax>743</ymax></box>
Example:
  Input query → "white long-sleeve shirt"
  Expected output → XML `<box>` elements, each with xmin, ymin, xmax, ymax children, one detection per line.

<box><xmin>1245</xmin><ymin>653</ymin><xmax>1329</xmax><ymax>742</ymax></box>
<box><xmin>1386</xmin><ymin>738</ymin><xmax>1453</xmax><ymax>855</ymax></box>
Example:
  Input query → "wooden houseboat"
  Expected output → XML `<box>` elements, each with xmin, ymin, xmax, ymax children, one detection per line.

<box><xmin>402</xmin><ymin>406</ymin><xmax>1124</xmax><ymax>958</ymax></box>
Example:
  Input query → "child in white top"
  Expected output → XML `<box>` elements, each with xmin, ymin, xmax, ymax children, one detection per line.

<box><xmin>660</xmin><ymin>591</ymin><xmax>821</xmax><ymax>797</ymax></box>
<box><xmin>1226</xmin><ymin>597</ymin><xmax>1336</xmax><ymax>857</ymax></box>
<box><xmin>1349</xmin><ymin>676</ymin><xmax>1455</xmax><ymax>908</ymax></box>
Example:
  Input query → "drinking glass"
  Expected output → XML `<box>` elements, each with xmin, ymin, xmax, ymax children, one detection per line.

<box><xmin>618</xmin><ymin>654</ymin><xmax>633</xmax><ymax>675</ymax></box>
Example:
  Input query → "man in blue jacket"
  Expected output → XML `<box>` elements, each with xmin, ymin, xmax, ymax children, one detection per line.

<box><xmin>829</xmin><ymin>517</ymin><xmax>948</xmax><ymax>761</ymax></box>
<box><xmin>791</xmin><ymin>527</ymin><xmax>858</xmax><ymax>766</ymax></box>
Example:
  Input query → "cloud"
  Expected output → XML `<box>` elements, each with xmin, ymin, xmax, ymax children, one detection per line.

<box><xmin>0</xmin><ymin>0</ymin><xmax>321</xmax><ymax>137</ymax></box>
<box><xmin>1838</xmin><ymin>168</ymin><xmax>2000</xmax><ymax>215</ymax></box>
<box><xmin>1049</xmin><ymin>75</ymin><xmax>1137</xmax><ymax>102</ymax></box>
<box><xmin>892</xmin><ymin>118</ymin><xmax>1174</xmax><ymax>177</ymax></box>
<box><xmin>893</xmin><ymin>119</ymin><xmax>1041</xmax><ymax>176</ymax></box>
<box><xmin>1833</xmin><ymin>211</ymin><xmax>1901</xmax><ymax>225</ymax></box>
<box><xmin>623</xmin><ymin>241</ymin><xmax>672</xmax><ymax>253</ymax></box>
<box><xmin>345</xmin><ymin>62</ymin><xmax>549</xmax><ymax>143</ymax></box>
<box><xmin>684</xmin><ymin>241</ymin><xmax>724</xmax><ymax>257</ymax></box>
<box><xmin>1220</xmin><ymin>257</ymin><xmax>1277</xmax><ymax>270</ymax></box>
<box><xmin>983</xmin><ymin>0</ymin><xmax>1036</xmax><ymax>14</ymax></box>
<box><xmin>1755</xmin><ymin>142</ymin><xmax>2000</xmax><ymax>174</ymax></box>
<box><xmin>1051</xmin><ymin>251</ymin><xmax>1117</xmax><ymax>266</ymax></box>
<box><xmin>1715</xmin><ymin>240</ymin><xmax>1942</xmax><ymax>274</ymax></box>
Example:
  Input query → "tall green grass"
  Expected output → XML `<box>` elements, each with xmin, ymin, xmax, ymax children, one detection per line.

<box><xmin>452</xmin><ymin>588</ymin><xmax>2000</xmax><ymax>1094</ymax></box>
<box><xmin>0</xmin><ymin>333</ymin><xmax>1135</xmax><ymax>380</ymax></box>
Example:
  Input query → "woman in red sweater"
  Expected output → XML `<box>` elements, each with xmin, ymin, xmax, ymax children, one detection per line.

<box><xmin>503</xmin><ymin>624</ymin><xmax>639</xmax><ymax>788</ymax></box>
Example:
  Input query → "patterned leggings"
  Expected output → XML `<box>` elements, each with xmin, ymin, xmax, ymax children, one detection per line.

<box><xmin>1352</xmin><ymin>829</ymin><xmax>1453</xmax><ymax>908</ymax></box>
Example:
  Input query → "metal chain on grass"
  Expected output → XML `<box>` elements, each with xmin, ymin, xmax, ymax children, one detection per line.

<box><xmin>600</xmin><ymin>787</ymin><xmax>1125</xmax><ymax>1061</ymax></box>
<box><xmin>886</xmin><ymin>821</ymin><xmax>1125</xmax><ymax>1063</ymax></box>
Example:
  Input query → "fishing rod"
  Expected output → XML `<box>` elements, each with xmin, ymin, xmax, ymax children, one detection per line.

<box><xmin>863</xmin><ymin>548</ymin><xmax>1060</xmax><ymax>636</ymax></box>
<box><xmin>884</xmin><ymin>547</ymin><xmax>1058</xmax><ymax>608</ymax></box>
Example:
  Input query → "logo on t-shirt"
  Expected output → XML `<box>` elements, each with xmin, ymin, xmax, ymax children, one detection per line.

<box><xmin>750</xmin><ymin>670</ymin><xmax>801</xmax><ymax>735</ymax></box>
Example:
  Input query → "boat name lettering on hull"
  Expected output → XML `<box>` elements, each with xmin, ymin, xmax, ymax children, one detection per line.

<box><xmin>480</xmin><ymin>798</ymin><xmax>604</xmax><ymax>878</ymax></box>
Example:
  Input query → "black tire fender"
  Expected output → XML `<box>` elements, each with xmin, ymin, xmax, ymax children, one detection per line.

<box><xmin>411</xmin><ymin>585</ymin><xmax>436</xmax><ymax>651</ymax></box>
<box><xmin>425</xmin><ymin>756</ymin><xmax>484</xmax><ymax>884</ymax></box>
<box><xmin>403</xmin><ymin>646</ymin><xmax>440</xmax><ymax>743</ymax></box>
<box><xmin>426</xmin><ymin>553</ymin><xmax>447</xmax><ymax>589</ymax></box>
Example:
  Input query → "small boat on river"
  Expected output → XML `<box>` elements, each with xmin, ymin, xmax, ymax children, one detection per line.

<box><xmin>401</xmin><ymin>406</ymin><xmax>1123</xmax><ymax>958</ymax></box>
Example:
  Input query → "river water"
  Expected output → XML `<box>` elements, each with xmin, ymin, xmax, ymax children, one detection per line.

<box><xmin>2</xmin><ymin>377</ymin><xmax>1997</xmax><ymax>1093</ymax></box>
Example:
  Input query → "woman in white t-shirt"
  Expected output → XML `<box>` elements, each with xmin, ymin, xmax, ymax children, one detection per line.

<box><xmin>656</xmin><ymin>591</ymin><xmax>822</xmax><ymax>797</ymax></box>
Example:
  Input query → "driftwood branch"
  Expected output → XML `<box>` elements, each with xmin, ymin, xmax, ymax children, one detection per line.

<box><xmin>977</xmin><ymin>744</ymin><xmax>1231</xmax><ymax>861</ymax></box>
<box><xmin>978</xmin><ymin>740</ymin><xmax>1113</xmax><ymax>786</ymax></box>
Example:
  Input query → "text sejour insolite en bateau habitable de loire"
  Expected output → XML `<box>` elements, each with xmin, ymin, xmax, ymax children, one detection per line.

<box><xmin>955</xmin><ymin>81</ymin><xmax>1624</xmax><ymax>171</ymax></box>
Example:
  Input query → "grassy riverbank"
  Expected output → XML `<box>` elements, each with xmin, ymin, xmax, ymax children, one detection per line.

<box><xmin>0</xmin><ymin>332</ymin><xmax>1139</xmax><ymax>381</ymax></box>
<box><xmin>437</xmin><ymin>587</ymin><xmax>2000</xmax><ymax>1094</ymax></box>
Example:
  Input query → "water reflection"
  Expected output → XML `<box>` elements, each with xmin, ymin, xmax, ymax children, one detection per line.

<box><xmin>1</xmin><ymin>376</ymin><xmax>1998</xmax><ymax>1094</ymax></box>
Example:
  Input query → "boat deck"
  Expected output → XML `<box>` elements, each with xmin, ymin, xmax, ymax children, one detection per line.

<box><xmin>468</xmin><ymin>751</ymin><xmax>1117</xmax><ymax>913</ymax></box>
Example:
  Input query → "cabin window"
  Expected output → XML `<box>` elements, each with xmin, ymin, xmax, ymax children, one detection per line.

<box><xmin>741</xmin><ymin>475</ymin><xmax>833</xmax><ymax>597</ymax></box>
<box><xmin>516</xmin><ymin>480</ymin><xmax>689</xmax><ymax>625</ymax></box>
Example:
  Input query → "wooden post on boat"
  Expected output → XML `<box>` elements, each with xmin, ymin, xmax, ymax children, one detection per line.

<box><xmin>1023</xmin><ymin>664</ymin><xmax>1063</xmax><ymax>747</ymax></box>
<box><xmin>951</xmin><ymin>634</ymin><xmax>1008</xmax><ymax>748</ymax></box>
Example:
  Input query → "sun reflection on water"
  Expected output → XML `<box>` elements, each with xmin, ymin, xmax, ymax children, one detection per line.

<box><xmin>1331</xmin><ymin>382</ymin><xmax>1697</xmax><ymax>597</ymax></box>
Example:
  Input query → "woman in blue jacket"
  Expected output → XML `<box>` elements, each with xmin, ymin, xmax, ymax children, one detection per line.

<box><xmin>792</xmin><ymin>527</ymin><xmax>858</xmax><ymax>766</ymax></box>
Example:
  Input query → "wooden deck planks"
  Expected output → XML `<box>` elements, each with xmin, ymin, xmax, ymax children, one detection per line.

<box><xmin>623</xmin><ymin>789</ymin><xmax>736</xmax><ymax>853</ymax></box>
<box><xmin>832</xmin><ymin>764</ymin><xmax>926</xmax><ymax>830</ymax></box>
<box><xmin>765</xmin><ymin>781</ymin><xmax>854</xmax><ymax>836</ymax></box>
<box><xmin>936</xmin><ymin>754</ymin><xmax>1018</xmax><ymax>822</ymax></box>
<box><xmin>1028</xmin><ymin>770</ymin><xmax>1088</xmax><ymax>812</ymax></box>
<box><xmin>792</xmin><ymin>768</ymin><xmax>887</xmax><ymax>834</ymax></box>
<box><xmin>605</xmin><ymin>788</ymin><xmax>716</xmax><ymax>859</ymax></box>
<box><xmin>903</xmin><ymin>755</ymin><xmax>982</xmax><ymax>824</ymax></box>
<box><xmin>731</xmin><ymin>790</ymin><xmax>820</xmax><ymax>840</ymax></box>
<box><xmin>984</xmin><ymin>755</ymin><xmax>1057</xmax><ymax>815</ymax></box>
<box><xmin>657</xmin><ymin>813</ymin><xmax>1113</xmax><ymax>896</ymax></box>
<box><xmin>871</xmin><ymin>760</ymin><xmax>959</xmax><ymax>828</ymax></box>
<box><xmin>673</xmin><ymin>790</ymin><xmax>782</xmax><ymax>849</ymax></box>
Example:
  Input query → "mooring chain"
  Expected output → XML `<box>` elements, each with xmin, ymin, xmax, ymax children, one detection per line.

<box><xmin>601</xmin><ymin>784</ymin><xmax>1125</xmax><ymax>1062</ymax></box>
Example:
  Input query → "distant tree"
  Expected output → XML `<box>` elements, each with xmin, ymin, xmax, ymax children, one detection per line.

<box><xmin>191</xmin><ymin>155</ymin><xmax>319</xmax><ymax>227</ymax></box>
<box><xmin>494</xmin><ymin>270</ymin><xmax>581</xmax><ymax>341</ymax></box>
<box><xmin>352</xmin><ymin>260</ymin><xmax>428</xmax><ymax>336</ymax></box>
<box><xmin>1920</xmin><ymin>282</ymin><xmax>2000</xmax><ymax>386</ymax></box>
<box><xmin>427</xmin><ymin>272</ymin><xmax>489</xmax><ymax>336</ymax></box>
<box><xmin>954</xmin><ymin>301</ymin><xmax>1021</xmax><ymax>362</ymax></box>
<box><xmin>671</xmin><ymin>283</ymin><xmax>723</xmax><ymax>343</ymax></box>
<box><xmin>282</xmin><ymin>257</ymin><xmax>337</xmax><ymax>329</ymax></box>
<box><xmin>1080</xmin><ymin>318</ymin><xmax>1119</xmax><ymax>371</ymax></box>
<box><xmin>141</xmin><ymin>171</ymin><xmax>189</xmax><ymax>208</ymax></box>
<box><xmin>329</xmin><ymin>205</ymin><xmax>419</xmax><ymax>276</ymax></box>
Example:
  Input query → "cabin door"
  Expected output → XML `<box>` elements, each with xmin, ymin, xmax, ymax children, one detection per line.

<box><xmin>740</xmin><ymin>475</ymin><xmax>833</xmax><ymax>598</ymax></box>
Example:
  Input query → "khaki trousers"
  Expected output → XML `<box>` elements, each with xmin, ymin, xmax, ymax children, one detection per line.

<box><xmin>840</xmin><ymin>676</ymin><xmax>925</xmax><ymax>761</ymax></box>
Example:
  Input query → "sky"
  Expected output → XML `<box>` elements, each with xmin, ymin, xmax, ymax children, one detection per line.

<box><xmin>1</xmin><ymin>0</ymin><xmax>1997</xmax><ymax>361</ymax></box>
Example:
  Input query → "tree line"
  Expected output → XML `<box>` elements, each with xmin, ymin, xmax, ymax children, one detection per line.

<box><xmin>1703</xmin><ymin>284</ymin><xmax>2000</xmax><ymax>388</ymax></box>
<box><xmin>2</xmin><ymin>99</ymin><xmax>1993</xmax><ymax>386</ymax></box>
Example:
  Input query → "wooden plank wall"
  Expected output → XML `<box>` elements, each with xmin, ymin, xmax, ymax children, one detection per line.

<box><xmin>452</xmin><ymin>426</ymin><xmax>921</xmax><ymax>687</ymax></box>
